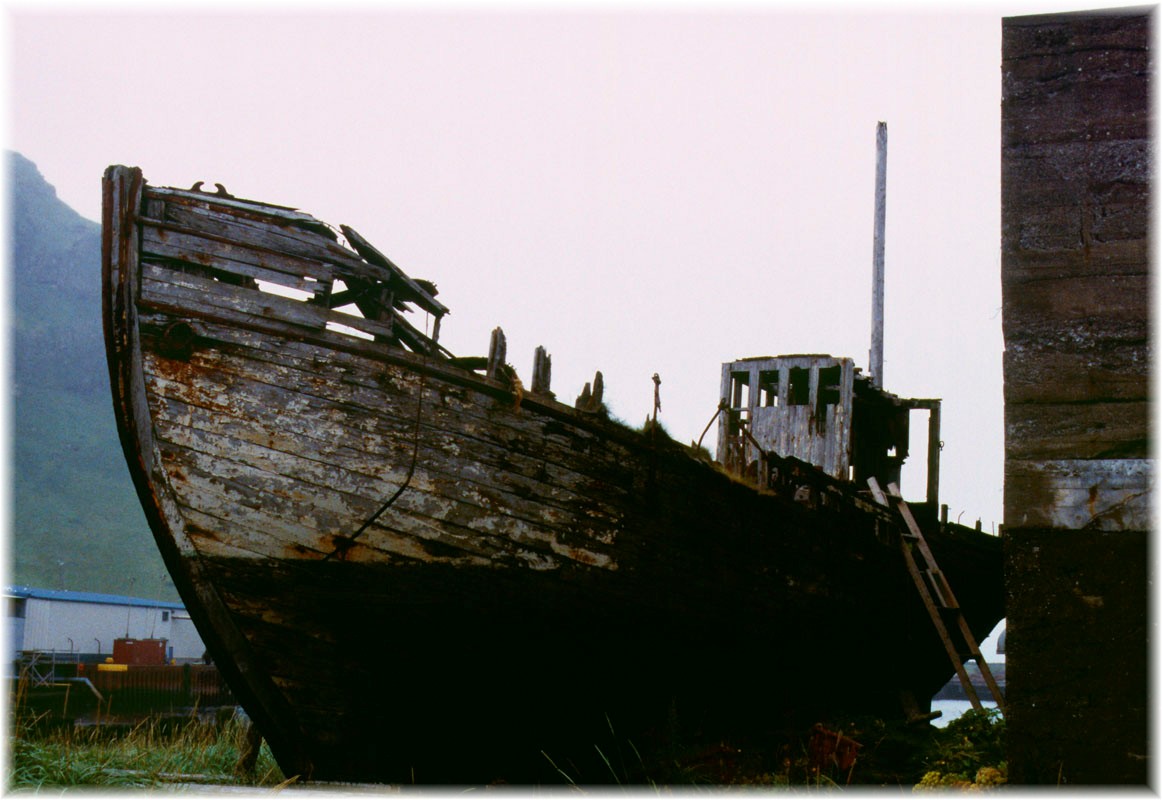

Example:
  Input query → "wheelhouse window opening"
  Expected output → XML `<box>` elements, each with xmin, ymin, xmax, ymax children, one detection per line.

<box><xmin>816</xmin><ymin>365</ymin><xmax>841</xmax><ymax>409</ymax></box>
<box><xmin>759</xmin><ymin>370</ymin><xmax>780</xmax><ymax>407</ymax></box>
<box><xmin>728</xmin><ymin>370</ymin><xmax>751</xmax><ymax>435</ymax></box>
<box><xmin>724</xmin><ymin>370</ymin><xmax>753</xmax><ymax>475</ymax></box>
<box><xmin>812</xmin><ymin>364</ymin><xmax>842</xmax><ymax>435</ymax></box>
<box><xmin>788</xmin><ymin>367</ymin><xmax>811</xmax><ymax>406</ymax></box>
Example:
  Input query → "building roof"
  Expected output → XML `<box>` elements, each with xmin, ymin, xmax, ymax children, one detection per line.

<box><xmin>5</xmin><ymin>585</ymin><xmax>185</xmax><ymax>610</ymax></box>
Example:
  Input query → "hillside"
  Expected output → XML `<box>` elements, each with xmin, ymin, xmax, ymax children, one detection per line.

<box><xmin>10</xmin><ymin>152</ymin><xmax>175</xmax><ymax>600</ymax></box>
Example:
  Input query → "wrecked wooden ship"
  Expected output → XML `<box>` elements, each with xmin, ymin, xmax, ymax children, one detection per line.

<box><xmin>103</xmin><ymin>165</ymin><xmax>1004</xmax><ymax>784</ymax></box>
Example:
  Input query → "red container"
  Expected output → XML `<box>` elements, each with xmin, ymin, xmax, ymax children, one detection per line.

<box><xmin>112</xmin><ymin>638</ymin><xmax>167</xmax><ymax>666</ymax></box>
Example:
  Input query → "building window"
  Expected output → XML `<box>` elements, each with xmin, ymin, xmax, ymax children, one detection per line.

<box><xmin>7</xmin><ymin>598</ymin><xmax>26</xmax><ymax>619</ymax></box>
<box><xmin>162</xmin><ymin>611</ymin><xmax>170</xmax><ymax>622</ymax></box>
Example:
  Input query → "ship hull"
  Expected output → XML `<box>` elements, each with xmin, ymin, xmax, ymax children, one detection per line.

<box><xmin>102</xmin><ymin>166</ymin><xmax>1003</xmax><ymax>784</ymax></box>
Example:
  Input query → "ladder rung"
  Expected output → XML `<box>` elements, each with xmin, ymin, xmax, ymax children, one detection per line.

<box><xmin>869</xmin><ymin>476</ymin><xmax>1008</xmax><ymax>715</ymax></box>
<box><xmin>925</xmin><ymin>571</ymin><xmax>959</xmax><ymax>608</ymax></box>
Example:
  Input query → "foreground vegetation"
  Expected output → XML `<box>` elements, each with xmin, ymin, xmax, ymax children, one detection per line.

<box><xmin>545</xmin><ymin>708</ymin><xmax>1006</xmax><ymax>789</ymax></box>
<box><xmin>8</xmin><ymin>707</ymin><xmax>1004</xmax><ymax>790</ymax></box>
<box><xmin>8</xmin><ymin>713</ymin><xmax>286</xmax><ymax>790</ymax></box>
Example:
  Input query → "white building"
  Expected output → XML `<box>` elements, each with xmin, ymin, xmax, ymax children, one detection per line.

<box><xmin>6</xmin><ymin>586</ymin><xmax>206</xmax><ymax>666</ymax></box>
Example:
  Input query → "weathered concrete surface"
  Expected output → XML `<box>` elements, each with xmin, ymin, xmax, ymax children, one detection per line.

<box><xmin>1004</xmin><ymin>529</ymin><xmax>1149</xmax><ymax>784</ymax></box>
<box><xmin>1001</xmin><ymin>7</ymin><xmax>1151</xmax><ymax>786</ymax></box>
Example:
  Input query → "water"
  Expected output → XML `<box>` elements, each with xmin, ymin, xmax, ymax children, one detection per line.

<box><xmin>930</xmin><ymin>698</ymin><xmax>998</xmax><ymax>728</ymax></box>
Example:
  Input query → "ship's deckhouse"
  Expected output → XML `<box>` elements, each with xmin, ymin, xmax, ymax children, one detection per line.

<box><xmin>717</xmin><ymin>354</ymin><xmax>943</xmax><ymax>515</ymax></box>
<box><xmin>718</xmin><ymin>355</ymin><xmax>856</xmax><ymax>480</ymax></box>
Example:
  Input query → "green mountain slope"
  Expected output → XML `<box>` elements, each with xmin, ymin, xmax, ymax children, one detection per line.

<box><xmin>10</xmin><ymin>152</ymin><xmax>175</xmax><ymax>600</ymax></box>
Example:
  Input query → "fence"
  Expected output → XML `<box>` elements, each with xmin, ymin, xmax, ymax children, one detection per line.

<box><xmin>13</xmin><ymin>660</ymin><xmax>236</xmax><ymax>722</ymax></box>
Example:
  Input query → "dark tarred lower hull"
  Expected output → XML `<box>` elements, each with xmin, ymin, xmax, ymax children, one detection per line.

<box><xmin>193</xmin><ymin>516</ymin><xmax>1002</xmax><ymax>784</ymax></box>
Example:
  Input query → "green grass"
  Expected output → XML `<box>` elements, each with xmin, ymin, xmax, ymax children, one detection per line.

<box><xmin>8</xmin><ymin>706</ymin><xmax>1006</xmax><ymax>790</ymax></box>
<box><xmin>542</xmin><ymin>708</ymin><xmax>1007</xmax><ymax>789</ymax></box>
<box><xmin>8</xmin><ymin>713</ymin><xmax>287</xmax><ymax>790</ymax></box>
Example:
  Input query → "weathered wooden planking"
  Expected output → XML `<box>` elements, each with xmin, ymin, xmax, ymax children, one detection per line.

<box><xmin>140</xmin><ymin>262</ymin><xmax>399</xmax><ymax>341</ymax></box>
<box><xmin>718</xmin><ymin>356</ymin><xmax>856</xmax><ymax>481</ymax></box>
<box><xmin>140</xmin><ymin>222</ymin><xmax>333</xmax><ymax>295</ymax></box>
<box><xmin>152</xmin><ymin>189</ymin><xmax>433</xmax><ymax>295</ymax></box>
<box><xmin>139</xmin><ymin>316</ymin><xmax>642</xmax><ymax>496</ymax></box>
<box><xmin>147</xmin><ymin>309</ymin><xmax>897</xmax><ymax>572</ymax></box>
<box><xmin>142</xmin><ymin>300</ymin><xmax>651</xmax><ymax>460</ymax></box>
<box><xmin>141</xmin><ymin>346</ymin><xmax>632</xmax><ymax>569</ymax></box>
<box><xmin>149</xmin><ymin>388</ymin><xmax>627</xmax><ymax>562</ymax></box>
<box><xmin>104</xmin><ymin>168</ymin><xmax>160</xmax><ymax>470</ymax></box>
<box><xmin>153</xmin><ymin>403</ymin><xmax>627</xmax><ymax>568</ymax></box>
<box><xmin>161</xmin><ymin>426</ymin><xmax>617</xmax><ymax>570</ymax></box>
<box><xmin>149</xmin><ymin>189</ymin><xmax>359</xmax><ymax>266</ymax></box>
<box><xmin>148</xmin><ymin>381</ymin><xmax>616</xmax><ymax>534</ymax></box>
<box><xmin>143</xmin><ymin>258</ymin><xmax>441</xmax><ymax>355</ymax></box>
<box><xmin>148</xmin><ymin>185</ymin><xmax>331</xmax><ymax>230</ymax></box>
<box><xmin>182</xmin><ymin>469</ymin><xmax>505</xmax><ymax>567</ymax></box>
<box><xmin>141</xmin><ymin>340</ymin><xmax>637</xmax><ymax>514</ymax></box>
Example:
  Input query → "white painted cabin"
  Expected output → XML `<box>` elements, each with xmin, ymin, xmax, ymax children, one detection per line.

<box><xmin>717</xmin><ymin>354</ymin><xmax>944</xmax><ymax>516</ymax></box>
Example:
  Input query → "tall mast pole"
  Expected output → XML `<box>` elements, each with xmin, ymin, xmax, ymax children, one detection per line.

<box><xmin>870</xmin><ymin>121</ymin><xmax>887</xmax><ymax>388</ymax></box>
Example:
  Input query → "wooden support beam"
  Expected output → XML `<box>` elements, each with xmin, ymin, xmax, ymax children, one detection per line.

<box><xmin>575</xmin><ymin>371</ymin><xmax>605</xmax><ymax>413</ymax></box>
<box><xmin>531</xmin><ymin>346</ymin><xmax>552</xmax><ymax>395</ymax></box>
<box><xmin>339</xmin><ymin>224</ymin><xmax>449</xmax><ymax>317</ymax></box>
<box><xmin>926</xmin><ymin>403</ymin><xmax>941</xmax><ymax>508</ymax></box>
<box><xmin>487</xmin><ymin>327</ymin><xmax>507</xmax><ymax>381</ymax></box>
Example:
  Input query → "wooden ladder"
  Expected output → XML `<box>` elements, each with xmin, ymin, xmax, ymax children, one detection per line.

<box><xmin>868</xmin><ymin>478</ymin><xmax>1005</xmax><ymax>715</ymax></box>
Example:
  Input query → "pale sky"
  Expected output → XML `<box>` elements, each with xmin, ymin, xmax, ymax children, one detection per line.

<box><xmin>4</xmin><ymin>0</ymin><xmax>1135</xmax><ymax>532</ymax></box>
